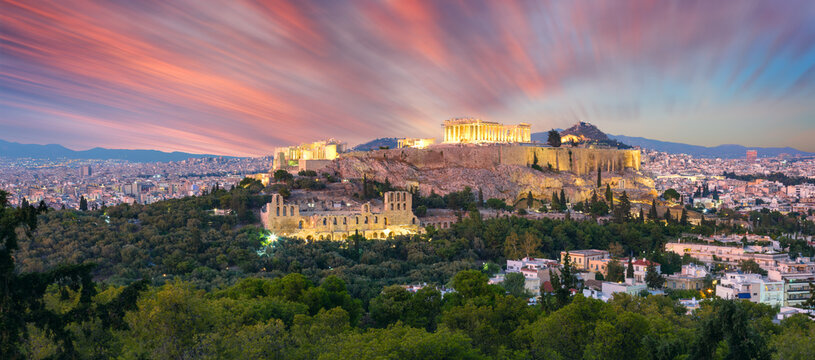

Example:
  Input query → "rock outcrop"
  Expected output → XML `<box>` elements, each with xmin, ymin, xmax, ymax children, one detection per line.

<box><xmin>328</xmin><ymin>145</ymin><xmax>656</xmax><ymax>204</ymax></box>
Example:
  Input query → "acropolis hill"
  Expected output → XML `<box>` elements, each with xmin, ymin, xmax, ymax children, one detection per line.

<box><xmin>329</xmin><ymin>143</ymin><xmax>654</xmax><ymax>205</ymax></box>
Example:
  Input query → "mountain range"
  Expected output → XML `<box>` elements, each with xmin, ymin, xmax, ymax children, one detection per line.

<box><xmin>0</xmin><ymin>139</ymin><xmax>228</xmax><ymax>162</ymax></box>
<box><xmin>602</xmin><ymin>134</ymin><xmax>814</xmax><ymax>158</ymax></box>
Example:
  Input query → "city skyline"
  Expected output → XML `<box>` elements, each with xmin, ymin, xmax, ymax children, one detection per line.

<box><xmin>2</xmin><ymin>0</ymin><xmax>815</xmax><ymax>156</ymax></box>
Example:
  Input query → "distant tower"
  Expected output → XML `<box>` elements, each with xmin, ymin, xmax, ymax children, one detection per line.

<box><xmin>80</xmin><ymin>165</ymin><xmax>92</xmax><ymax>177</ymax></box>
<box><xmin>745</xmin><ymin>150</ymin><xmax>757</xmax><ymax>162</ymax></box>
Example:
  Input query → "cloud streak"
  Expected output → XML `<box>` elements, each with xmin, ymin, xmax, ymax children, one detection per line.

<box><xmin>1</xmin><ymin>0</ymin><xmax>814</xmax><ymax>155</ymax></box>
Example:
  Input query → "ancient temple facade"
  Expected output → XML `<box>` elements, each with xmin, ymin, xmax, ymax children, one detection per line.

<box><xmin>442</xmin><ymin>117</ymin><xmax>531</xmax><ymax>144</ymax></box>
<box><xmin>261</xmin><ymin>191</ymin><xmax>421</xmax><ymax>240</ymax></box>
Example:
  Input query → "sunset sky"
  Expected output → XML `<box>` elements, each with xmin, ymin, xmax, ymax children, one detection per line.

<box><xmin>2</xmin><ymin>0</ymin><xmax>815</xmax><ymax>156</ymax></box>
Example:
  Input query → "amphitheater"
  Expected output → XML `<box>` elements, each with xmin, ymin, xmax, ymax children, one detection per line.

<box><xmin>261</xmin><ymin>191</ymin><xmax>421</xmax><ymax>240</ymax></box>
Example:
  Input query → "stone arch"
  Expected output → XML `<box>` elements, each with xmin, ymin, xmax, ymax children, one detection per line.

<box><xmin>306</xmin><ymin>235</ymin><xmax>313</xmax><ymax>240</ymax></box>
<box><xmin>327</xmin><ymin>234</ymin><xmax>332</xmax><ymax>240</ymax></box>
<box><xmin>319</xmin><ymin>235</ymin><xmax>324</xmax><ymax>240</ymax></box>
<box><xmin>371</xmin><ymin>232</ymin><xmax>378</xmax><ymax>239</ymax></box>
<box><xmin>380</xmin><ymin>232</ymin><xmax>386</xmax><ymax>238</ymax></box>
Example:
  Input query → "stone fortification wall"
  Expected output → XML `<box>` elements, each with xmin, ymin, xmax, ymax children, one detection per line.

<box><xmin>343</xmin><ymin>145</ymin><xmax>639</xmax><ymax>176</ymax></box>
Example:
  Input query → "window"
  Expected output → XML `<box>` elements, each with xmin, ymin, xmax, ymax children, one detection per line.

<box><xmin>276</xmin><ymin>207</ymin><xmax>280</xmax><ymax>216</ymax></box>
<box><xmin>333</xmin><ymin>218</ymin><xmax>337</xmax><ymax>225</ymax></box>
<box><xmin>365</xmin><ymin>217</ymin><xmax>369</xmax><ymax>224</ymax></box>
<box><xmin>290</xmin><ymin>206</ymin><xmax>295</xmax><ymax>215</ymax></box>
<box><xmin>374</xmin><ymin>216</ymin><xmax>378</xmax><ymax>224</ymax></box>
<box><xmin>323</xmin><ymin>218</ymin><xmax>327</xmax><ymax>225</ymax></box>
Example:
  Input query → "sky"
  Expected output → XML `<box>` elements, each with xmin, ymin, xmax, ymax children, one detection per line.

<box><xmin>2</xmin><ymin>0</ymin><xmax>815</xmax><ymax>156</ymax></box>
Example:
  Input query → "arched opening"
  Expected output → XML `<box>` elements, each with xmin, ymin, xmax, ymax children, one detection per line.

<box><xmin>365</xmin><ymin>216</ymin><xmax>369</xmax><ymax>224</ymax></box>
<box><xmin>322</xmin><ymin>218</ymin><xmax>327</xmax><ymax>225</ymax></box>
<box><xmin>356</xmin><ymin>217</ymin><xmax>359</xmax><ymax>225</ymax></box>
<box><xmin>319</xmin><ymin>235</ymin><xmax>324</xmax><ymax>240</ymax></box>
<box><xmin>342</xmin><ymin>234</ymin><xmax>348</xmax><ymax>240</ymax></box>
<box><xmin>384</xmin><ymin>217</ymin><xmax>388</xmax><ymax>225</ymax></box>
<box><xmin>343</xmin><ymin>217</ymin><xmax>347</xmax><ymax>225</ymax></box>
<box><xmin>390</xmin><ymin>204</ymin><xmax>394</xmax><ymax>211</ymax></box>
<box><xmin>290</xmin><ymin>206</ymin><xmax>295</xmax><ymax>215</ymax></box>
<box><xmin>371</xmin><ymin>232</ymin><xmax>378</xmax><ymax>239</ymax></box>
<box><xmin>306</xmin><ymin>235</ymin><xmax>313</xmax><ymax>240</ymax></box>
<box><xmin>380</xmin><ymin>232</ymin><xmax>386</xmax><ymax>238</ymax></box>
<box><xmin>282</xmin><ymin>207</ymin><xmax>286</xmax><ymax>216</ymax></box>
<box><xmin>298</xmin><ymin>221</ymin><xmax>303</xmax><ymax>229</ymax></box>
<box><xmin>276</xmin><ymin>207</ymin><xmax>280</xmax><ymax>216</ymax></box>
<box><xmin>374</xmin><ymin>216</ymin><xmax>378</xmax><ymax>224</ymax></box>
<box><xmin>327</xmin><ymin>235</ymin><xmax>332</xmax><ymax>240</ymax></box>
<box><xmin>411</xmin><ymin>218</ymin><xmax>416</xmax><ymax>225</ymax></box>
<box><xmin>333</xmin><ymin>218</ymin><xmax>337</xmax><ymax>225</ymax></box>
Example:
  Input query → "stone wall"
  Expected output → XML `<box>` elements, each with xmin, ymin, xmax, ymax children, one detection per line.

<box><xmin>343</xmin><ymin>144</ymin><xmax>639</xmax><ymax>176</ymax></box>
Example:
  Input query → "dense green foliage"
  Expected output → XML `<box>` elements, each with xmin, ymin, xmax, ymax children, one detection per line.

<box><xmin>5</xmin><ymin>183</ymin><xmax>815</xmax><ymax>359</ymax></box>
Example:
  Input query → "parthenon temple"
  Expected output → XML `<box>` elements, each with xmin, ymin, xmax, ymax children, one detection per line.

<box><xmin>442</xmin><ymin>118</ymin><xmax>531</xmax><ymax>144</ymax></box>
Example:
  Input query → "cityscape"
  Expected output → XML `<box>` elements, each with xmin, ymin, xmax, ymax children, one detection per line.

<box><xmin>2</xmin><ymin>1</ymin><xmax>815</xmax><ymax>359</ymax></box>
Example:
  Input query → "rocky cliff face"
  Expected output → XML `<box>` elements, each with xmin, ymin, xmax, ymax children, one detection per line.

<box><xmin>328</xmin><ymin>146</ymin><xmax>656</xmax><ymax>204</ymax></box>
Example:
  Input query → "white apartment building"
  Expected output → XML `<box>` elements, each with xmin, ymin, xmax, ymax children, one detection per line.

<box><xmin>715</xmin><ymin>273</ymin><xmax>784</xmax><ymax>307</ymax></box>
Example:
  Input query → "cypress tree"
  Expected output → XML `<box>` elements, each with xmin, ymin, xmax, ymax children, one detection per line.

<box><xmin>626</xmin><ymin>257</ymin><xmax>635</xmax><ymax>279</ymax></box>
<box><xmin>559</xmin><ymin>189</ymin><xmax>567</xmax><ymax>211</ymax></box>
<box><xmin>605</xmin><ymin>184</ymin><xmax>614</xmax><ymax>209</ymax></box>
<box><xmin>597</xmin><ymin>167</ymin><xmax>602</xmax><ymax>188</ymax></box>
<box><xmin>649</xmin><ymin>199</ymin><xmax>659</xmax><ymax>220</ymax></box>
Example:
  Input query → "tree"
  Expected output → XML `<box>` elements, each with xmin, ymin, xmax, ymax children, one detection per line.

<box><xmin>547</xmin><ymin>129</ymin><xmax>561</xmax><ymax>147</ymax></box>
<box><xmin>608</xmin><ymin>242</ymin><xmax>625</xmax><ymax>258</ymax></box>
<box><xmin>414</xmin><ymin>205</ymin><xmax>427</xmax><ymax>217</ymax></box>
<box><xmin>485</xmin><ymin>198</ymin><xmax>507</xmax><ymax>211</ymax></box>
<box><xmin>478</xmin><ymin>188</ymin><xmax>484</xmax><ymax>207</ymax></box>
<box><xmin>551</xmin><ymin>191</ymin><xmax>560</xmax><ymax>212</ymax></box>
<box><xmin>738</xmin><ymin>259</ymin><xmax>768</xmax><ymax>276</ymax></box>
<box><xmin>451</xmin><ymin>270</ymin><xmax>490</xmax><ymax>299</ymax></box>
<box><xmin>504</xmin><ymin>232</ymin><xmax>521</xmax><ymax>259</ymax></box>
<box><xmin>662</xmin><ymin>189</ymin><xmax>680</xmax><ymax>202</ymax></box>
<box><xmin>605</xmin><ymin>184</ymin><xmax>613</xmax><ymax>209</ymax></box>
<box><xmin>503</xmin><ymin>273</ymin><xmax>529</xmax><ymax>298</ymax></box>
<box><xmin>606</xmin><ymin>259</ymin><xmax>625</xmax><ymax>283</ymax></box>
<box><xmin>1</xmin><ymin>190</ymin><xmax>146</xmax><ymax>358</ymax></box>
<box><xmin>649</xmin><ymin>199</ymin><xmax>659</xmax><ymax>221</ymax></box>
<box><xmin>645</xmin><ymin>264</ymin><xmax>664</xmax><ymax>289</ymax></box>
<box><xmin>521</xmin><ymin>232</ymin><xmax>541</xmax><ymax>257</ymax></box>
<box><xmin>612</xmin><ymin>191</ymin><xmax>631</xmax><ymax>223</ymax></box>
<box><xmin>626</xmin><ymin>257</ymin><xmax>634</xmax><ymax>279</ymax></box>
<box><xmin>597</xmin><ymin>167</ymin><xmax>602</xmax><ymax>188</ymax></box>
<box><xmin>369</xmin><ymin>285</ymin><xmax>412</xmax><ymax>327</ymax></box>
<box><xmin>79</xmin><ymin>196</ymin><xmax>88</xmax><ymax>211</ymax></box>
<box><xmin>680</xmin><ymin>209</ymin><xmax>688</xmax><ymax>226</ymax></box>
<box><xmin>559</xmin><ymin>189</ymin><xmax>567</xmax><ymax>211</ymax></box>
<box><xmin>273</xmin><ymin>169</ymin><xmax>293</xmax><ymax>182</ymax></box>
<box><xmin>526</xmin><ymin>191</ymin><xmax>534</xmax><ymax>209</ymax></box>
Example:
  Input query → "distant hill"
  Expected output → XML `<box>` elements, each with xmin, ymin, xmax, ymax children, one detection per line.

<box><xmin>0</xmin><ymin>139</ymin><xmax>230</xmax><ymax>162</ymax></box>
<box><xmin>561</xmin><ymin>122</ymin><xmax>609</xmax><ymax>141</ymax></box>
<box><xmin>351</xmin><ymin>137</ymin><xmax>399</xmax><ymax>151</ymax></box>
<box><xmin>532</xmin><ymin>122</ymin><xmax>630</xmax><ymax>149</ymax></box>
<box><xmin>606</xmin><ymin>134</ymin><xmax>815</xmax><ymax>158</ymax></box>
